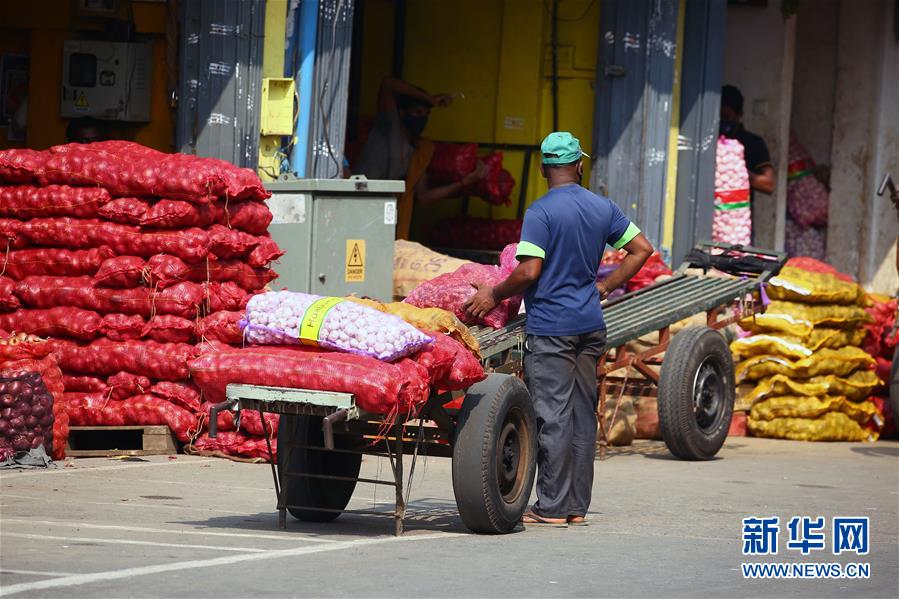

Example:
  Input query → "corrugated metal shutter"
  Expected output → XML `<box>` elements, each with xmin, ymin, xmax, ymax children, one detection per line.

<box><xmin>590</xmin><ymin>0</ymin><xmax>679</xmax><ymax>250</ymax></box>
<box><xmin>177</xmin><ymin>0</ymin><xmax>265</xmax><ymax>169</ymax></box>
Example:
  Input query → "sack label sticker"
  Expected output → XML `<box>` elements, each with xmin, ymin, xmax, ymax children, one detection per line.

<box><xmin>345</xmin><ymin>239</ymin><xmax>366</xmax><ymax>282</ymax></box>
<box><xmin>298</xmin><ymin>297</ymin><xmax>343</xmax><ymax>345</ymax></box>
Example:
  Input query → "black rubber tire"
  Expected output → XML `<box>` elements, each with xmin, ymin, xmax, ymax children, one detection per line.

<box><xmin>890</xmin><ymin>345</ymin><xmax>899</xmax><ymax>431</ymax></box>
<box><xmin>658</xmin><ymin>326</ymin><xmax>735</xmax><ymax>460</ymax></box>
<box><xmin>452</xmin><ymin>374</ymin><xmax>536</xmax><ymax>534</ymax></box>
<box><xmin>277</xmin><ymin>414</ymin><xmax>362</xmax><ymax>522</ymax></box>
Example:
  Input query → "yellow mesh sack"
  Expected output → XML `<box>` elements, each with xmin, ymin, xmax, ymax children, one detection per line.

<box><xmin>741</xmin><ymin>369</ymin><xmax>882</xmax><ymax>403</ymax></box>
<box><xmin>748</xmin><ymin>411</ymin><xmax>878</xmax><ymax>442</ymax></box>
<box><xmin>730</xmin><ymin>335</ymin><xmax>813</xmax><ymax>361</ymax></box>
<box><xmin>739</xmin><ymin>312</ymin><xmax>814</xmax><ymax>338</ymax></box>
<box><xmin>766</xmin><ymin>266</ymin><xmax>863</xmax><ymax>305</ymax></box>
<box><xmin>764</xmin><ymin>301</ymin><xmax>872</xmax><ymax>329</ymax></box>
<box><xmin>735</xmin><ymin>346</ymin><xmax>876</xmax><ymax>382</ymax></box>
<box><xmin>750</xmin><ymin>395</ymin><xmax>881</xmax><ymax>424</ymax></box>
<box><xmin>345</xmin><ymin>297</ymin><xmax>389</xmax><ymax>312</ymax></box>
<box><xmin>805</xmin><ymin>328</ymin><xmax>867</xmax><ymax>351</ymax></box>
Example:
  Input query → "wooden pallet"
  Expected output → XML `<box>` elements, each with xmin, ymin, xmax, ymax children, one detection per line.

<box><xmin>65</xmin><ymin>425</ymin><xmax>178</xmax><ymax>458</ymax></box>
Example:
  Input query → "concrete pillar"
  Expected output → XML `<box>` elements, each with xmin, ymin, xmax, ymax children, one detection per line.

<box><xmin>827</xmin><ymin>0</ymin><xmax>899</xmax><ymax>291</ymax></box>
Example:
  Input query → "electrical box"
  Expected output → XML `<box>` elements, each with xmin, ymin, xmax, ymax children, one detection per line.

<box><xmin>61</xmin><ymin>41</ymin><xmax>152</xmax><ymax>122</ymax></box>
<box><xmin>260</xmin><ymin>78</ymin><xmax>295</xmax><ymax>136</ymax></box>
<box><xmin>265</xmin><ymin>177</ymin><xmax>404</xmax><ymax>301</ymax></box>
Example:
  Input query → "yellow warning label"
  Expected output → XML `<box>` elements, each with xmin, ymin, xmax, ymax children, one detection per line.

<box><xmin>75</xmin><ymin>92</ymin><xmax>89</xmax><ymax>110</ymax></box>
<box><xmin>345</xmin><ymin>239</ymin><xmax>366</xmax><ymax>282</ymax></box>
<box><xmin>298</xmin><ymin>296</ymin><xmax>343</xmax><ymax>346</ymax></box>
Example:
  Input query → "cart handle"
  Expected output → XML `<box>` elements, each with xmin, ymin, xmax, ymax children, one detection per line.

<box><xmin>208</xmin><ymin>399</ymin><xmax>237</xmax><ymax>439</ymax></box>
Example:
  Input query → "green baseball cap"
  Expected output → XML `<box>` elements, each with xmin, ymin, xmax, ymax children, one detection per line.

<box><xmin>540</xmin><ymin>131</ymin><xmax>590</xmax><ymax>165</ymax></box>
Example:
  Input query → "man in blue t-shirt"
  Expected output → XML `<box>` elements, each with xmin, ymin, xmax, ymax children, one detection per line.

<box><xmin>464</xmin><ymin>131</ymin><xmax>652</xmax><ymax>526</ymax></box>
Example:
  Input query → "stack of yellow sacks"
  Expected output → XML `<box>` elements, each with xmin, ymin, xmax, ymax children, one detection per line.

<box><xmin>733</xmin><ymin>266</ymin><xmax>883</xmax><ymax>442</ymax></box>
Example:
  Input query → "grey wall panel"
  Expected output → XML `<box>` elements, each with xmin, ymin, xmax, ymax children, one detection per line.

<box><xmin>591</xmin><ymin>0</ymin><xmax>679</xmax><ymax>254</ymax></box>
<box><xmin>672</xmin><ymin>0</ymin><xmax>726</xmax><ymax>266</ymax></box>
<box><xmin>177</xmin><ymin>0</ymin><xmax>265</xmax><ymax>169</ymax></box>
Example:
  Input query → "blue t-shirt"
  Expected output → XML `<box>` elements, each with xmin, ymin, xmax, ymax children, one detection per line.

<box><xmin>516</xmin><ymin>184</ymin><xmax>639</xmax><ymax>336</ymax></box>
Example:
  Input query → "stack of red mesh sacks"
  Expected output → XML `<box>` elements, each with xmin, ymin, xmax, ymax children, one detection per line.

<box><xmin>0</xmin><ymin>141</ymin><xmax>282</xmax><ymax>459</ymax></box>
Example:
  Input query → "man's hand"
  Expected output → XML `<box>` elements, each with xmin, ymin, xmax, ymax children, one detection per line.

<box><xmin>462</xmin><ymin>160</ymin><xmax>490</xmax><ymax>186</ymax></box>
<box><xmin>596</xmin><ymin>282</ymin><xmax>610</xmax><ymax>300</ymax></box>
<box><xmin>463</xmin><ymin>282</ymin><xmax>498</xmax><ymax>319</ymax></box>
<box><xmin>431</xmin><ymin>94</ymin><xmax>454</xmax><ymax>108</ymax></box>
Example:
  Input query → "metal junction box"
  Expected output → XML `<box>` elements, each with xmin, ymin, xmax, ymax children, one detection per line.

<box><xmin>61</xmin><ymin>41</ymin><xmax>152</xmax><ymax>122</ymax></box>
<box><xmin>264</xmin><ymin>177</ymin><xmax>403</xmax><ymax>301</ymax></box>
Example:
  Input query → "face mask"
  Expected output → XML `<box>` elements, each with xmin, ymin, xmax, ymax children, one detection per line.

<box><xmin>719</xmin><ymin>119</ymin><xmax>738</xmax><ymax>137</ymax></box>
<box><xmin>401</xmin><ymin>113</ymin><xmax>428</xmax><ymax>137</ymax></box>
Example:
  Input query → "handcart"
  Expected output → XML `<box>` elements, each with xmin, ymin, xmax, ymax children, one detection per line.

<box><xmin>211</xmin><ymin>242</ymin><xmax>785</xmax><ymax>535</ymax></box>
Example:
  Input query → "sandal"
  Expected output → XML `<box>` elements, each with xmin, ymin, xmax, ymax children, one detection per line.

<box><xmin>567</xmin><ymin>515</ymin><xmax>589</xmax><ymax>526</ymax></box>
<box><xmin>521</xmin><ymin>510</ymin><xmax>568</xmax><ymax>527</ymax></box>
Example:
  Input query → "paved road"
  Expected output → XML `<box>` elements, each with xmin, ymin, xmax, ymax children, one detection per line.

<box><xmin>1</xmin><ymin>437</ymin><xmax>897</xmax><ymax>598</ymax></box>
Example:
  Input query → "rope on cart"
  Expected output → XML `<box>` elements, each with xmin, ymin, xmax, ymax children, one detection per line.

<box><xmin>404</xmin><ymin>418</ymin><xmax>426</xmax><ymax>507</ymax></box>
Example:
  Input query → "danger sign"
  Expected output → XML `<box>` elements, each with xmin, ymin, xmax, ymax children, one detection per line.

<box><xmin>345</xmin><ymin>239</ymin><xmax>366</xmax><ymax>282</ymax></box>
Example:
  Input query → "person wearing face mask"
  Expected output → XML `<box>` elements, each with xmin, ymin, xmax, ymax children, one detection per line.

<box><xmin>720</xmin><ymin>85</ymin><xmax>775</xmax><ymax>245</ymax></box>
<box><xmin>464</xmin><ymin>131</ymin><xmax>653</xmax><ymax>527</ymax></box>
<box><xmin>353</xmin><ymin>77</ymin><xmax>489</xmax><ymax>240</ymax></box>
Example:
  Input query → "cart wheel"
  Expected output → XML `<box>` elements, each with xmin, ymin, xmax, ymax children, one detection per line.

<box><xmin>658</xmin><ymin>326</ymin><xmax>735</xmax><ymax>460</ymax></box>
<box><xmin>452</xmin><ymin>374</ymin><xmax>536</xmax><ymax>534</ymax></box>
<box><xmin>277</xmin><ymin>414</ymin><xmax>361</xmax><ymax>522</ymax></box>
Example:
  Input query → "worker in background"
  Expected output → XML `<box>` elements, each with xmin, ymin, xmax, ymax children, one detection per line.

<box><xmin>464</xmin><ymin>132</ymin><xmax>653</xmax><ymax>527</ymax></box>
<box><xmin>720</xmin><ymin>85</ymin><xmax>775</xmax><ymax>244</ymax></box>
<box><xmin>353</xmin><ymin>77</ymin><xmax>488</xmax><ymax>239</ymax></box>
<box><xmin>65</xmin><ymin>117</ymin><xmax>104</xmax><ymax>144</ymax></box>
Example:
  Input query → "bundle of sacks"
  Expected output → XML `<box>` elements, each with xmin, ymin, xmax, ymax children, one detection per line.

<box><xmin>189</xmin><ymin>293</ymin><xmax>486</xmax><ymax>457</ymax></box>
<box><xmin>733</xmin><ymin>259</ymin><xmax>882</xmax><ymax>441</ymax></box>
<box><xmin>0</xmin><ymin>141</ymin><xmax>283</xmax><ymax>460</ymax></box>
<box><xmin>712</xmin><ymin>135</ymin><xmax>751</xmax><ymax>246</ymax></box>
<box><xmin>785</xmin><ymin>133</ymin><xmax>828</xmax><ymax>260</ymax></box>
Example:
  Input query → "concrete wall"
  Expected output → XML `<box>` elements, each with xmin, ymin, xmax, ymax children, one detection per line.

<box><xmin>722</xmin><ymin>4</ymin><xmax>796</xmax><ymax>251</ymax></box>
<box><xmin>790</xmin><ymin>0</ymin><xmax>839</xmax><ymax>166</ymax></box>
<box><xmin>828</xmin><ymin>0</ymin><xmax>899</xmax><ymax>292</ymax></box>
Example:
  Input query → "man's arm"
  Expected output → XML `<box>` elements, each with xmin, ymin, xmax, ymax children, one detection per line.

<box><xmin>415</xmin><ymin>161</ymin><xmax>490</xmax><ymax>205</ymax></box>
<box><xmin>463</xmin><ymin>258</ymin><xmax>542</xmax><ymax>319</ymax></box>
<box><xmin>597</xmin><ymin>233</ymin><xmax>653</xmax><ymax>298</ymax></box>
<box><xmin>377</xmin><ymin>77</ymin><xmax>450</xmax><ymax>113</ymax></box>
<box><xmin>749</xmin><ymin>165</ymin><xmax>775</xmax><ymax>194</ymax></box>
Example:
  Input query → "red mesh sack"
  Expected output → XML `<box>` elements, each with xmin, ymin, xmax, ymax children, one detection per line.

<box><xmin>63</xmin><ymin>392</ymin><xmax>198</xmax><ymax>442</ymax></box>
<box><xmin>143</xmin><ymin>254</ymin><xmax>192</xmax><ymax>289</ymax></box>
<box><xmin>464</xmin><ymin>153</ymin><xmax>514</xmax><ymax>206</ymax></box>
<box><xmin>0</xmin><ymin>185</ymin><xmax>109</xmax><ymax>219</ymax></box>
<box><xmin>100</xmin><ymin>313</ymin><xmax>146</xmax><ymax>341</ymax></box>
<box><xmin>627</xmin><ymin>253</ymin><xmax>672</xmax><ymax>292</ymax></box>
<box><xmin>149</xmin><ymin>381</ymin><xmax>201</xmax><ymax>413</ymax></box>
<box><xmin>0</xmin><ymin>277</ymin><xmax>20</xmax><ymax>311</ymax></box>
<box><xmin>189</xmin><ymin>260</ymin><xmax>277</xmax><ymax>292</ymax></box>
<box><xmin>204</xmin><ymin>281</ymin><xmax>250</xmax><ymax>312</ymax></box>
<box><xmin>0</xmin><ymin>148</ymin><xmax>47</xmax><ymax>183</ymax></box>
<box><xmin>199</xmin><ymin>400</ymin><xmax>236</xmax><ymax>433</ymax></box>
<box><xmin>207</xmin><ymin>225</ymin><xmax>258</xmax><ymax>259</ymax></box>
<box><xmin>62</xmin><ymin>374</ymin><xmax>108</xmax><ymax>393</ymax></box>
<box><xmin>190</xmin><ymin>343</ymin><xmax>430</xmax><ymax>415</ymax></box>
<box><xmin>0</xmin><ymin>218</ymin><xmax>27</xmax><ymax>250</ymax></box>
<box><xmin>140</xmin><ymin>199</ymin><xmax>222</xmax><ymax>229</ymax></box>
<box><xmin>196</xmin><ymin>311</ymin><xmax>244</xmax><ymax>345</ymax></box>
<box><xmin>98</xmin><ymin>197</ymin><xmax>152</xmax><ymax>225</ymax></box>
<box><xmin>142</xmin><ymin>315</ymin><xmax>196</xmax><ymax>344</ymax></box>
<box><xmin>415</xmin><ymin>332</ymin><xmax>486</xmax><ymax>391</ymax></box>
<box><xmin>0</xmin><ymin>307</ymin><xmax>102</xmax><ymax>340</ymax></box>
<box><xmin>863</xmin><ymin>296</ymin><xmax>897</xmax><ymax>360</ymax></box>
<box><xmin>0</xmin><ymin>354</ymin><xmax>67</xmax><ymax>460</ymax></box>
<box><xmin>39</xmin><ymin>141</ymin><xmax>268</xmax><ymax>203</ymax></box>
<box><xmin>0</xmin><ymin>336</ymin><xmax>53</xmax><ymax>362</ymax></box>
<box><xmin>190</xmin><ymin>431</ymin><xmax>275</xmax><ymax>462</ymax></box>
<box><xmin>429</xmin><ymin>216</ymin><xmax>522</xmax><ymax>251</ymax></box>
<box><xmin>15</xmin><ymin>276</ymin><xmax>204</xmax><ymax>318</ymax></box>
<box><xmin>220</xmin><ymin>201</ymin><xmax>273</xmax><ymax>235</ymax></box>
<box><xmin>50</xmin><ymin>338</ymin><xmax>197</xmax><ymax>381</ymax></box>
<box><xmin>247</xmin><ymin>236</ymin><xmax>284</xmax><ymax>268</ymax></box>
<box><xmin>107</xmin><ymin>371</ymin><xmax>152</xmax><ymax>401</ymax></box>
<box><xmin>427</xmin><ymin>143</ymin><xmax>478</xmax><ymax>185</ymax></box>
<box><xmin>404</xmin><ymin>263</ymin><xmax>522</xmax><ymax>329</ymax></box>
<box><xmin>94</xmin><ymin>256</ymin><xmax>146</xmax><ymax>288</ymax></box>
<box><xmin>1</xmin><ymin>247</ymin><xmax>115</xmax><ymax>280</ymax></box>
